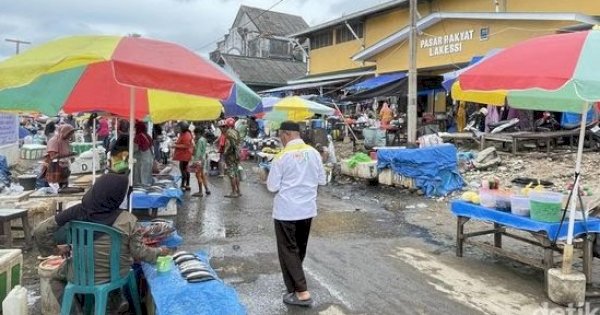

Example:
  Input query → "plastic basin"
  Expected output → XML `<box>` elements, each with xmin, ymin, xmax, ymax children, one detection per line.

<box><xmin>529</xmin><ymin>191</ymin><xmax>564</xmax><ymax>222</ymax></box>
<box><xmin>510</xmin><ymin>195</ymin><xmax>530</xmax><ymax>217</ymax></box>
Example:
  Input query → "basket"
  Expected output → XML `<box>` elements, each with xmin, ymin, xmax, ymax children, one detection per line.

<box><xmin>529</xmin><ymin>191</ymin><xmax>563</xmax><ymax>222</ymax></box>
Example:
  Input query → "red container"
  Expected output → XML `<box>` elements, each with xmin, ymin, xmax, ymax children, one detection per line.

<box><xmin>369</xmin><ymin>150</ymin><xmax>377</xmax><ymax>160</ymax></box>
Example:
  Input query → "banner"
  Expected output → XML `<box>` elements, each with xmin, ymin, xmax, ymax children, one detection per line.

<box><xmin>0</xmin><ymin>114</ymin><xmax>18</xmax><ymax>146</ymax></box>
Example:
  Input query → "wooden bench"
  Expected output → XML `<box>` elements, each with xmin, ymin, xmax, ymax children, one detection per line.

<box><xmin>481</xmin><ymin>129</ymin><xmax>593</xmax><ymax>154</ymax></box>
<box><xmin>0</xmin><ymin>209</ymin><xmax>32</xmax><ymax>248</ymax></box>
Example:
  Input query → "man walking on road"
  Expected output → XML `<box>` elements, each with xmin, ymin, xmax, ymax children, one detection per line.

<box><xmin>267</xmin><ymin>121</ymin><xmax>327</xmax><ymax>307</ymax></box>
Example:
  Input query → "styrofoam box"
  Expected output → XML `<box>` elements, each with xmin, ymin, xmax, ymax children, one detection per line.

<box><xmin>0</xmin><ymin>249</ymin><xmax>23</xmax><ymax>308</ymax></box>
<box><xmin>157</xmin><ymin>199</ymin><xmax>178</xmax><ymax>217</ymax></box>
<box><xmin>378</xmin><ymin>169</ymin><xmax>415</xmax><ymax>189</ymax></box>
<box><xmin>340</xmin><ymin>159</ymin><xmax>357</xmax><ymax>177</ymax></box>
<box><xmin>354</xmin><ymin>161</ymin><xmax>378</xmax><ymax>179</ymax></box>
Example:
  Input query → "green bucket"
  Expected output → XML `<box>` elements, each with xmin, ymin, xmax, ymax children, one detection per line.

<box><xmin>529</xmin><ymin>192</ymin><xmax>564</xmax><ymax>223</ymax></box>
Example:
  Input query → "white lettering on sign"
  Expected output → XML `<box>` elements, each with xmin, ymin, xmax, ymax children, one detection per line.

<box><xmin>420</xmin><ymin>29</ymin><xmax>474</xmax><ymax>57</ymax></box>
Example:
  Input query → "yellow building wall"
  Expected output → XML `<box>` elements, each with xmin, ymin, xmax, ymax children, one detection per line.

<box><xmin>307</xmin><ymin>0</ymin><xmax>600</xmax><ymax>75</ymax></box>
<box><xmin>309</xmin><ymin>40</ymin><xmax>366</xmax><ymax>74</ymax></box>
<box><xmin>506</xmin><ymin>0</ymin><xmax>600</xmax><ymax>14</ymax></box>
<box><xmin>375</xmin><ymin>19</ymin><xmax>575</xmax><ymax>74</ymax></box>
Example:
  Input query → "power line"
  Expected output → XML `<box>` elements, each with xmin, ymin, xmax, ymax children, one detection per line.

<box><xmin>195</xmin><ymin>0</ymin><xmax>287</xmax><ymax>52</ymax></box>
<box><xmin>5</xmin><ymin>38</ymin><xmax>31</xmax><ymax>55</ymax></box>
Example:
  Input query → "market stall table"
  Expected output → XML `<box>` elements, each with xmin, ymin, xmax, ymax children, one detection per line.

<box><xmin>28</xmin><ymin>189</ymin><xmax>87</xmax><ymax>213</ymax></box>
<box><xmin>451</xmin><ymin>200</ymin><xmax>600</xmax><ymax>292</ymax></box>
<box><xmin>0</xmin><ymin>208</ymin><xmax>32</xmax><ymax>248</ymax></box>
<box><xmin>132</xmin><ymin>188</ymin><xmax>183</xmax><ymax>217</ymax></box>
<box><xmin>141</xmin><ymin>251</ymin><xmax>245</xmax><ymax>315</ymax></box>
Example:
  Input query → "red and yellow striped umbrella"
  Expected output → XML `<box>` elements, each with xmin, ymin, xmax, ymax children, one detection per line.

<box><xmin>0</xmin><ymin>35</ymin><xmax>234</xmax><ymax>122</ymax></box>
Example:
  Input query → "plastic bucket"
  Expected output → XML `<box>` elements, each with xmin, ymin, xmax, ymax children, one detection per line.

<box><xmin>529</xmin><ymin>191</ymin><xmax>564</xmax><ymax>222</ymax></box>
<box><xmin>510</xmin><ymin>195</ymin><xmax>530</xmax><ymax>217</ymax></box>
<box><xmin>369</xmin><ymin>150</ymin><xmax>377</xmax><ymax>160</ymax></box>
<box><xmin>479</xmin><ymin>189</ymin><xmax>496</xmax><ymax>208</ymax></box>
<box><xmin>38</xmin><ymin>257</ymin><xmax>64</xmax><ymax>315</ymax></box>
<box><xmin>17</xmin><ymin>175</ymin><xmax>37</xmax><ymax>191</ymax></box>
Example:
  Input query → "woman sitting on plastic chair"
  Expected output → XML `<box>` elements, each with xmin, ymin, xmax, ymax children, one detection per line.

<box><xmin>34</xmin><ymin>143</ymin><xmax>170</xmax><ymax>314</ymax></box>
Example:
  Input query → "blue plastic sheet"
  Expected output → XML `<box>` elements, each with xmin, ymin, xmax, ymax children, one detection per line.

<box><xmin>377</xmin><ymin>144</ymin><xmax>464</xmax><ymax>197</ymax></box>
<box><xmin>131</xmin><ymin>188</ymin><xmax>183</xmax><ymax>209</ymax></box>
<box><xmin>451</xmin><ymin>200</ymin><xmax>600</xmax><ymax>241</ymax></box>
<box><xmin>561</xmin><ymin>107</ymin><xmax>597</xmax><ymax>129</ymax></box>
<box><xmin>345</xmin><ymin>72</ymin><xmax>406</xmax><ymax>94</ymax></box>
<box><xmin>0</xmin><ymin>155</ymin><xmax>11</xmax><ymax>188</ymax></box>
<box><xmin>142</xmin><ymin>251</ymin><xmax>246</xmax><ymax>315</ymax></box>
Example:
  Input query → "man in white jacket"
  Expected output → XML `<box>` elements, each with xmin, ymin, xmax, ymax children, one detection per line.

<box><xmin>267</xmin><ymin>121</ymin><xmax>326</xmax><ymax>307</ymax></box>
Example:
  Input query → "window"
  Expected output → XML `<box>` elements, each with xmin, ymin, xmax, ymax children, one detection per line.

<box><xmin>269</xmin><ymin>39</ymin><xmax>290</xmax><ymax>57</ymax></box>
<box><xmin>310</xmin><ymin>30</ymin><xmax>333</xmax><ymax>49</ymax></box>
<box><xmin>480</xmin><ymin>27</ymin><xmax>489</xmax><ymax>41</ymax></box>
<box><xmin>336</xmin><ymin>21</ymin><xmax>364</xmax><ymax>44</ymax></box>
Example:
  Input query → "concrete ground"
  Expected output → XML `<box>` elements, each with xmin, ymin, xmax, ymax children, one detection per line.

<box><xmin>21</xmin><ymin>162</ymin><xmax>600</xmax><ymax>314</ymax></box>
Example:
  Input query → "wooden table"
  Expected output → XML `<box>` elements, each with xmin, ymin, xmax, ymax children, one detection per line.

<box><xmin>0</xmin><ymin>209</ymin><xmax>32</xmax><ymax>248</ymax></box>
<box><xmin>28</xmin><ymin>190</ymin><xmax>87</xmax><ymax>213</ymax></box>
<box><xmin>451</xmin><ymin>200</ymin><xmax>600</xmax><ymax>293</ymax></box>
<box><xmin>480</xmin><ymin>129</ymin><xmax>594</xmax><ymax>154</ymax></box>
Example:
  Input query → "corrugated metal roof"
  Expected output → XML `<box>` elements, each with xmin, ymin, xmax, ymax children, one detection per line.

<box><xmin>240</xmin><ymin>5</ymin><xmax>309</xmax><ymax>36</ymax></box>
<box><xmin>221</xmin><ymin>54</ymin><xmax>307</xmax><ymax>86</ymax></box>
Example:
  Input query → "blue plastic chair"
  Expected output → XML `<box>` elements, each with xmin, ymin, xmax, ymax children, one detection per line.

<box><xmin>61</xmin><ymin>221</ymin><xmax>142</xmax><ymax>315</ymax></box>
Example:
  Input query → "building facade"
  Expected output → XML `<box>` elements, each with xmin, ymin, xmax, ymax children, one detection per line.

<box><xmin>291</xmin><ymin>0</ymin><xmax>600</xmax><ymax>79</ymax></box>
<box><xmin>210</xmin><ymin>5</ymin><xmax>309</xmax><ymax>91</ymax></box>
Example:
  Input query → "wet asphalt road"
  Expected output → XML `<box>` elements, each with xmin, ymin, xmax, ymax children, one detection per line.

<box><xmin>174</xmin><ymin>168</ymin><xmax>483</xmax><ymax>315</ymax></box>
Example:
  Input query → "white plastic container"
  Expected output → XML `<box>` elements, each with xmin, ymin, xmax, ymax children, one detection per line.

<box><xmin>2</xmin><ymin>285</ymin><xmax>27</xmax><ymax>315</ymax></box>
<box><xmin>340</xmin><ymin>159</ymin><xmax>357</xmax><ymax>177</ymax></box>
<box><xmin>510</xmin><ymin>195</ymin><xmax>530</xmax><ymax>217</ymax></box>
<box><xmin>0</xmin><ymin>249</ymin><xmax>23</xmax><ymax>305</ymax></box>
<box><xmin>479</xmin><ymin>189</ymin><xmax>497</xmax><ymax>208</ymax></box>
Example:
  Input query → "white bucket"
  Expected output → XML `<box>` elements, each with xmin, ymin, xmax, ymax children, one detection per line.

<box><xmin>38</xmin><ymin>257</ymin><xmax>64</xmax><ymax>315</ymax></box>
<box><xmin>2</xmin><ymin>285</ymin><xmax>27</xmax><ymax>315</ymax></box>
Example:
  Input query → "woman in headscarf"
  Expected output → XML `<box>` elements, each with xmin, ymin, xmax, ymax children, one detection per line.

<box><xmin>173</xmin><ymin>121</ymin><xmax>194</xmax><ymax>191</ymax></box>
<box><xmin>133</xmin><ymin>121</ymin><xmax>154</xmax><ymax>186</ymax></box>
<box><xmin>43</xmin><ymin>124</ymin><xmax>76</xmax><ymax>188</ymax></box>
<box><xmin>34</xmin><ymin>155</ymin><xmax>169</xmax><ymax>313</ymax></box>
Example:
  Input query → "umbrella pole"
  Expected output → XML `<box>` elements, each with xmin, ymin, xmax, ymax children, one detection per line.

<box><xmin>562</xmin><ymin>102</ymin><xmax>589</xmax><ymax>274</ymax></box>
<box><xmin>92</xmin><ymin>116</ymin><xmax>96</xmax><ymax>184</ymax></box>
<box><xmin>128</xmin><ymin>87</ymin><xmax>136</xmax><ymax>212</ymax></box>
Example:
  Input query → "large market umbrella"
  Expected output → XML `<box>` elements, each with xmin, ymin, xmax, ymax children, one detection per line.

<box><xmin>263</xmin><ymin>96</ymin><xmax>335</xmax><ymax>123</ymax></box>
<box><xmin>457</xmin><ymin>28</ymin><xmax>600</xmax><ymax>274</ymax></box>
<box><xmin>222</xmin><ymin>81</ymin><xmax>262</xmax><ymax>117</ymax></box>
<box><xmin>0</xmin><ymin>35</ymin><xmax>239</xmax><ymax>210</ymax></box>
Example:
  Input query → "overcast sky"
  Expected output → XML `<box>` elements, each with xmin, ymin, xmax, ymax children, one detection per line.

<box><xmin>0</xmin><ymin>0</ymin><xmax>388</xmax><ymax>60</ymax></box>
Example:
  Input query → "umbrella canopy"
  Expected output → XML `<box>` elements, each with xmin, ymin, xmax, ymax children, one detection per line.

<box><xmin>263</xmin><ymin>96</ymin><xmax>334</xmax><ymax>122</ymax></box>
<box><xmin>456</xmin><ymin>28</ymin><xmax>600</xmax><ymax>273</ymax></box>
<box><xmin>222</xmin><ymin>81</ymin><xmax>262</xmax><ymax>117</ymax></box>
<box><xmin>458</xmin><ymin>29</ymin><xmax>600</xmax><ymax>113</ymax></box>
<box><xmin>0</xmin><ymin>35</ymin><xmax>234</xmax><ymax>122</ymax></box>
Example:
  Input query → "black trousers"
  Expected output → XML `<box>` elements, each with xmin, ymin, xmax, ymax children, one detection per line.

<box><xmin>179</xmin><ymin>161</ymin><xmax>190</xmax><ymax>187</ymax></box>
<box><xmin>274</xmin><ymin>218</ymin><xmax>312</xmax><ymax>293</ymax></box>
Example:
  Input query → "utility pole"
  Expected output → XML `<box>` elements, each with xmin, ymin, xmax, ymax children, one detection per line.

<box><xmin>407</xmin><ymin>0</ymin><xmax>418</xmax><ymax>143</ymax></box>
<box><xmin>5</xmin><ymin>38</ymin><xmax>31</xmax><ymax>54</ymax></box>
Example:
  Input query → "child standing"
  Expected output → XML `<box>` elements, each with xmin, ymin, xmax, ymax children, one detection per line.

<box><xmin>191</xmin><ymin>129</ymin><xmax>211</xmax><ymax>197</ymax></box>
<box><xmin>159</xmin><ymin>131</ymin><xmax>172</xmax><ymax>165</ymax></box>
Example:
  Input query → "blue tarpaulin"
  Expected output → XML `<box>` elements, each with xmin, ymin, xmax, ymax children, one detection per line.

<box><xmin>345</xmin><ymin>72</ymin><xmax>406</xmax><ymax>94</ymax></box>
<box><xmin>560</xmin><ymin>107</ymin><xmax>597</xmax><ymax>129</ymax></box>
<box><xmin>142</xmin><ymin>251</ymin><xmax>246</xmax><ymax>315</ymax></box>
<box><xmin>377</xmin><ymin>144</ymin><xmax>464</xmax><ymax>197</ymax></box>
<box><xmin>451</xmin><ymin>200</ymin><xmax>600</xmax><ymax>241</ymax></box>
<box><xmin>131</xmin><ymin>188</ymin><xmax>183</xmax><ymax>209</ymax></box>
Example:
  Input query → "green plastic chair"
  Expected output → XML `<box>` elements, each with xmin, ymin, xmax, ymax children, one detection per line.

<box><xmin>60</xmin><ymin>221</ymin><xmax>142</xmax><ymax>315</ymax></box>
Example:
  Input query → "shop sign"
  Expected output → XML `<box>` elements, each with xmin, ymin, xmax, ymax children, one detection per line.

<box><xmin>420</xmin><ymin>29</ymin><xmax>474</xmax><ymax>57</ymax></box>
